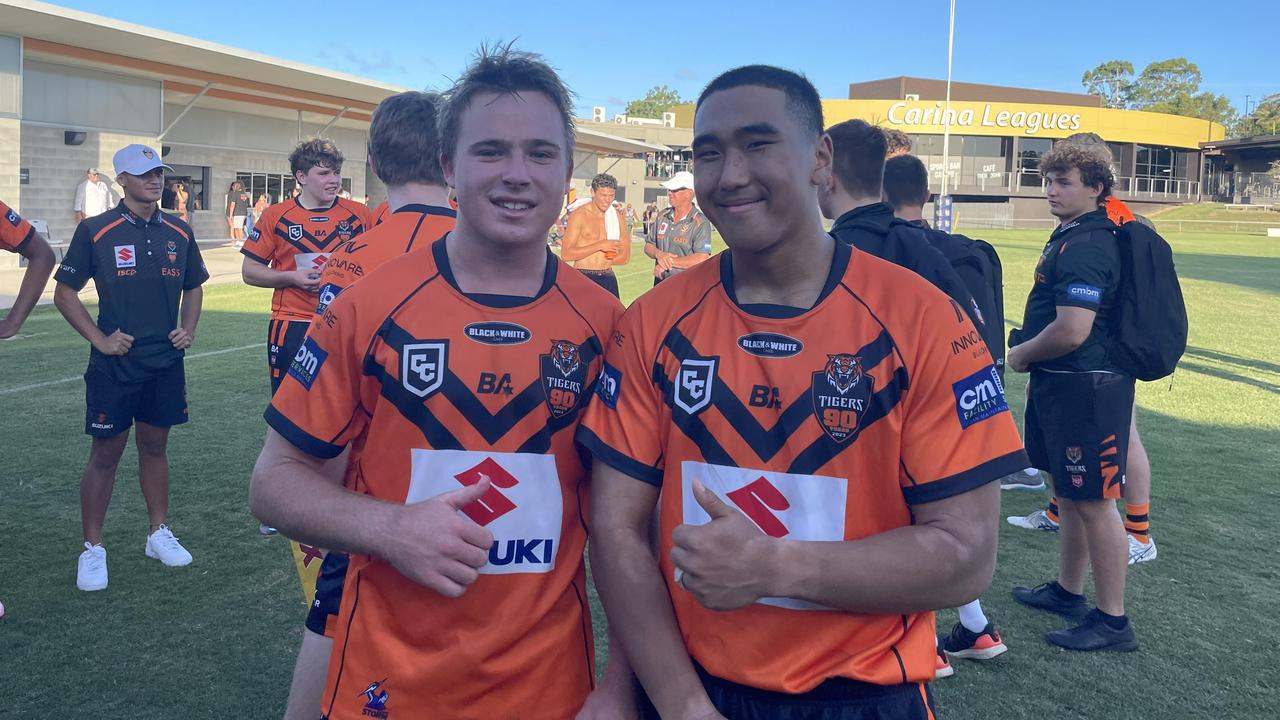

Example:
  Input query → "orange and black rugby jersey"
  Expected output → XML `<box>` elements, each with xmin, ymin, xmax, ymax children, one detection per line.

<box><xmin>578</xmin><ymin>240</ymin><xmax>1028</xmax><ymax>694</ymax></box>
<box><xmin>313</xmin><ymin>204</ymin><xmax>456</xmax><ymax>317</ymax></box>
<box><xmin>369</xmin><ymin>200</ymin><xmax>390</xmax><ymax>226</ymax></box>
<box><xmin>1103</xmin><ymin>196</ymin><xmax>1136</xmax><ymax>226</ymax></box>
<box><xmin>267</xmin><ymin>237</ymin><xmax>623</xmax><ymax>720</ymax></box>
<box><xmin>0</xmin><ymin>200</ymin><xmax>35</xmax><ymax>253</ymax></box>
<box><xmin>241</xmin><ymin>196</ymin><xmax>373</xmax><ymax>321</ymax></box>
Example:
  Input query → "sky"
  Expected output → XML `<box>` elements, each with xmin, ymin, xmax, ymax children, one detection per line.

<box><xmin>56</xmin><ymin>0</ymin><xmax>1280</xmax><ymax>116</ymax></box>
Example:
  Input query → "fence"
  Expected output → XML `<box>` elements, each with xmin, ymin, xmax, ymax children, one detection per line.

<box><xmin>957</xmin><ymin>217</ymin><xmax>1278</xmax><ymax>234</ymax></box>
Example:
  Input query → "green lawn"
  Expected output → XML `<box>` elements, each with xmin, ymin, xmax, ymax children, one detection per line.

<box><xmin>0</xmin><ymin>230</ymin><xmax>1276</xmax><ymax>718</ymax></box>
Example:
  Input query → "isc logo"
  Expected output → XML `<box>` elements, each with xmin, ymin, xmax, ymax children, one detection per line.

<box><xmin>408</xmin><ymin>450</ymin><xmax>563</xmax><ymax>575</ymax></box>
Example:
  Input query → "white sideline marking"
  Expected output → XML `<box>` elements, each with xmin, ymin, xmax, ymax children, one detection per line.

<box><xmin>0</xmin><ymin>343</ymin><xmax>258</xmax><ymax>396</ymax></box>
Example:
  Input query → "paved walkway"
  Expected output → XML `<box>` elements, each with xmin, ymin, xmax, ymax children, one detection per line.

<box><xmin>0</xmin><ymin>238</ymin><xmax>245</xmax><ymax>312</ymax></box>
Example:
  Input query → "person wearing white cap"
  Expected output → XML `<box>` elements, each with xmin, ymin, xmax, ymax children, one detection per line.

<box><xmin>73</xmin><ymin>168</ymin><xmax>117</xmax><ymax>224</ymax></box>
<box><xmin>53</xmin><ymin>143</ymin><xmax>209</xmax><ymax>591</ymax></box>
<box><xmin>644</xmin><ymin>170</ymin><xmax>712</xmax><ymax>285</ymax></box>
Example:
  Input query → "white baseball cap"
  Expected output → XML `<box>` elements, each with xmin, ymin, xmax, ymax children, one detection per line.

<box><xmin>661</xmin><ymin>171</ymin><xmax>695</xmax><ymax>191</ymax></box>
<box><xmin>113</xmin><ymin>144</ymin><xmax>173</xmax><ymax>177</ymax></box>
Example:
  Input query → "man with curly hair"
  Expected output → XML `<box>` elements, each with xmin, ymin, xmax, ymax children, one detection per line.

<box><xmin>560</xmin><ymin>172</ymin><xmax>631</xmax><ymax>296</ymax></box>
<box><xmin>1007</xmin><ymin>140</ymin><xmax>1138</xmax><ymax>652</ymax></box>
<box><xmin>882</xmin><ymin>127</ymin><xmax>912</xmax><ymax>158</ymax></box>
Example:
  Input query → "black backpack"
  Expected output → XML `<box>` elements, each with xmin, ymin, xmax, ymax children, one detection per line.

<box><xmin>917</xmin><ymin>229</ymin><xmax>1006</xmax><ymax>371</ymax></box>
<box><xmin>1107</xmin><ymin>222</ymin><xmax>1188</xmax><ymax>380</ymax></box>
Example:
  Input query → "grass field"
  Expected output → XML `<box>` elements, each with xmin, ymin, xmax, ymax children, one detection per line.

<box><xmin>1</xmin><ymin>229</ymin><xmax>1277</xmax><ymax>718</ymax></box>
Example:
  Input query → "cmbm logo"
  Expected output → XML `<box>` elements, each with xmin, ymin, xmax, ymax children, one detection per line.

<box><xmin>400</xmin><ymin>341</ymin><xmax>448</xmax><ymax>398</ymax></box>
<box><xmin>465</xmin><ymin>321</ymin><xmax>531</xmax><ymax>346</ymax></box>
<box><xmin>315</xmin><ymin>283</ymin><xmax>341</xmax><ymax>314</ymax></box>
<box><xmin>952</xmin><ymin>364</ymin><xmax>1009</xmax><ymax>428</ymax></box>
<box><xmin>736</xmin><ymin>332</ymin><xmax>804</xmax><ymax>358</ymax></box>
<box><xmin>596</xmin><ymin>362</ymin><xmax>622</xmax><ymax>409</ymax></box>
<box><xmin>287</xmin><ymin>337</ymin><xmax>328</xmax><ymax>390</ymax></box>
<box><xmin>1066</xmin><ymin>283</ymin><xmax>1102</xmax><ymax>305</ymax></box>
<box><xmin>673</xmin><ymin>357</ymin><xmax>717</xmax><ymax>414</ymax></box>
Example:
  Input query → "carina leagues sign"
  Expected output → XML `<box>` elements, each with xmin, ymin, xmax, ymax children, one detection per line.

<box><xmin>886</xmin><ymin>102</ymin><xmax>1083</xmax><ymax>135</ymax></box>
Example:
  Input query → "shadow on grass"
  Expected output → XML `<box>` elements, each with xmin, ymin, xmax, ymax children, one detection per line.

<box><xmin>1174</xmin><ymin>253</ymin><xmax>1280</xmax><ymax>295</ymax></box>
<box><xmin>1184</xmin><ymin>345</ymin><xmax>1280</xmax><ymax>376</ymax></box>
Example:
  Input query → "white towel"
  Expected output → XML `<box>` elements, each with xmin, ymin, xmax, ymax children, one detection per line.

<box><xmin>604</xmin><ymin>207</ymin><xmax>621</xmax><ymax>240</ymax></box>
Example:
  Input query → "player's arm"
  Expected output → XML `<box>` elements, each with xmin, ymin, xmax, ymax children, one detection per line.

<box><xmin>667</xmin><ymin>223</ymin><xmax>712</xmax><ymax>269</ymax></box>
<box><xmin>54</xmin><ymin>283</ymin><xmax>131</xmax><ymax>356</ymax></box>
<box><xmin>0</xmin><ymin>232</ymin><xmax>56</xmax><ymax>338</ymax></box>
<box><xmin>241</xmin><ymin>255</ymin><xmax>316</xmax><ymax>290</ymax></box>
<box><xmin>560</xmin><ymin>211</ymin><xmax>614</xmax><ymax>262</ymax></box>
<box><xmin>170</xmin><ymin>286</ymin><xmax>202</xmax><ymax>350</ymax></box>
<box><xmin>250</xmin><ymin>429</ymin><xmax>495</xmax><ymax>598</ymax></box>
<box><xmin>677</xmin><ymin>481</ymin><xmax>999</xmax><ymax>613</ymax></box>
<box><xmin>1006</xmin><ymin>305</ymin><xmax>1094</xmax><ymax>371</ymax></box>
<box><xmin>575</xmin><ymin>626</ymin><xmax>639</xmax><ymax>719</ymax></box>
<box><xmin>590</xmin><ymin>461</ymin><xmax>721</xmax><ymax>720</ymax></box>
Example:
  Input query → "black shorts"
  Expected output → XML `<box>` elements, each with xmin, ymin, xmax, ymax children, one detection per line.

<box><xmin>304</xmin><ymin>551</ymin><xmax>349</xmax><ymax>637</ymax></box>
<box><xmin>1024</xmin><ymin>370</ymin><xmax>1134</xmax><ymax>501</ymax></box>
<box><xmin>639</xmin><ymin>663</ymin><xmax>937</xmax><ymax>720</ymax></box>
<box><xmin>268</xmin><ymin>319</ymin><xmax>311</xmax><ymax>395</ymax></box>
<box><xmin>578</xmin><ymin>268</ymin><xmax>620</xmax><ymax>298</ymax></box>
<box><xmin>84</xmin><ymin>361</ymin><xmax>187</xmax><ymax>438</ymax></box>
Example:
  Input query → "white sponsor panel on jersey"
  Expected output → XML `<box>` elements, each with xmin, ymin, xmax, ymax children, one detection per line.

<box><xmin>409</xmin><ymin>449</ymin><xmax>563</xmax><ymax>575</ymax></box>
<box><xmin>680</xmin><ymin>461</ymin><xmax>848</xmax><ymax>610</ymax></box>
<box><xmin>294</xmin><ymin>252</ymin><xmax>330</xmax><ymax>273</ymax></box>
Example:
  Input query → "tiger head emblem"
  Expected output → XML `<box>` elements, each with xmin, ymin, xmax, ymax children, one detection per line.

<box><xmin>549</xmin><ymin>340</ymin><xmax>581</xmax><ymax>377</ymax></box>
<box><xmin>825</xmin><ymin>354</ymin><xmax>863</xmax><ymax>395</ymax></box>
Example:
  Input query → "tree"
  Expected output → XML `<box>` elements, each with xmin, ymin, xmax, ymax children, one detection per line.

<box><xmin>1128</xmin><ymin>58</ymin><xmax>1202</xmax><ymax>107</ymax></box>
<box><xmin>1147</xmin><ymin>91</ymin><xmax>1237</xmax><ymax>126</ymax></box>
<box><xmin>624</xmin><ymin>85</ymin><xmax>684</xmax><ymax>119</ymax></box>
<box><xmin>1235</xmin><ymin>93</ymin><xmax>1280</xmax><ymax>137</ymax></box>
<box><xmin>1081</xmin><ymin>60</ymin><xmax>1134</xmax><ymax>108</ymax></box>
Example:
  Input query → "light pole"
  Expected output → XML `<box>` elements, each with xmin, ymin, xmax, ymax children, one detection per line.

<box><xmin>936</xmin><ymin>0</ymin><xmax>957</xmax><ymax>231</ymax></box>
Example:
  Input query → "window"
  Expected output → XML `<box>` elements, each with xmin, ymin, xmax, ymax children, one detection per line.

<box><xmin>236</xmin><ymin>172</ymin><xmax>298</xmax><ymax>207</ymax></box>
<box><xmin>167</xmin><ymin>164</ymin><xmax>210</xmax><ymax>211</ymax></box>
<box><xmin>1017</xmin><ymin>138</ymin><xmax>1052</xmax><ymax>187</ymax></box>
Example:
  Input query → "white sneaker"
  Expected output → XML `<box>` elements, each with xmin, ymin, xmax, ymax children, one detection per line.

<box><xmin>259</xmin><ymin>523</ymin><xmax>278</xmax><ymax>536</ymax></box>
<box><xmin>77</xmin><ymin>542</ymin><xmax>108</xmax><ymax>591</ymax></box>
<box><xmin>1128</xmin><ymin>534</ymin><xmax>1158</xmax><ymax>564</ymax></box>
<box><xmin>1000</xmin><ymin>468</ymin><xmax>1046</xmax><ymax>491</ymax></box>
<box><xmin>1006</xmin><ymin>509</ymin><xmax>1060</xmax><ymax>532</ymax></box>
<box><xmin>145</xmin><ymin>525</ymin><xmax>193</xmax><ymax>567</ymax></box>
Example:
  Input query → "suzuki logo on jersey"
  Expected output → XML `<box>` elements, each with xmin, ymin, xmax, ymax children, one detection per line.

<box><xmin>287</xmin><ymin>337</ymin><xmax>328</xmax><ymax>390</ymax></box>
<box><xmin>288</xmin><ymin>224</ymin><xmax>303</xmax><ymax>241</ymax></box>
<box><xmin>315</xmin><ymin>283</ymin><xmax>341</xmax><ymax>314</ymax></box>
<box><xmin>408</xmin><ymin>450</ymin><xmax>563</xmax><ymax>575</ymax></box>
<box><xmin>952</xmin><ymin>364</ymin><xmax>1009</xmax><ymax>428</ymax></box>
<box><xmin>811</xmin><ymin>354</ymin><xmax>874</xmax><ymax>443</ymax></box>
<box><xmin>674</xmin><ymin>357</ymin><xmax>717</xmax><ymax>415</ymax></box>
<box><xmin>360</xmin><ymin>679</ymin><xmax>389</xmax><ymax>719</ymax></box>
<box><xmin>681</xmin><ymin>461</ymin><xmax>846</xmax><ymax>610</ymax></box>
<box><xmin>114</xmin><ymin>245</ymin><xmax>136</xmax><ymax>268</ymax></box>
<box><xmin>400</xmin><ymin>341</ymin><xmax>448</xmax><ymax>398</ymax></box>
<box><xmin>540</xmin><ymin>340</ymin><xmax>588</xmax><ymax>418</ymax></box>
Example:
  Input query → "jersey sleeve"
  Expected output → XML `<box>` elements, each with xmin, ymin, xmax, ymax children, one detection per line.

<box><xmin>576</xmin><ymin>303</ymin><xmax>666</xmax><ymax>485</ymax></box>
<box><xmin>691</xmin><ymin>216</ymin><xmax>712</xmax><ymax>254</ymax></box>
<box><xmin>1053</xmin><ymin>233</ymin><xmax>1117</xmax><ymax>310</ymax></box>
<box><xmin>242</xmin><ymin>206</ymin><xmax>279</xmax><ymax>265</ymax></box>
<box><xmin>264</xmin><ymin>290</ymin><xmax>370</xmax><ymax>459</ymax></box>
<box><xmin>54</xmin><ymin>223</ymin><xmax>95</xmax><ymax>291</ymax></box>
<box><xmin>898</xmin><ymin>290</ymin><xmax>1029</xmax><ymax>505</ymax></box>
<box><xmin>184</xmin><ymin>230</ymin><xmax>210</xmax><ymax>290</ymax></box>
<box><xmin>1</xmin><ymin>204</ymin><xmax>35</xmax><ymax>253</ymax></box>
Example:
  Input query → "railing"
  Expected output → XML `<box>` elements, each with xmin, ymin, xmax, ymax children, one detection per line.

<box><xmin>928</xmin><ymin>171</ymin><xmax>1200</xmax><ymax>200</ymax></box>
<box><xmin>957</xmin><ymin>217</ymin><xmax>1278</xmax><ymax>234</ymax></box>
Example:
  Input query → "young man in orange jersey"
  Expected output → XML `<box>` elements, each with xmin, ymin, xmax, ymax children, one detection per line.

<box><xmin>250</xmin><ymin>46</ymin><xmax>632</xmax><ymax>720</ymax></box>
<box><xmin>280</xmin><ymin>90</ymin><xmax>458</xmax><ymax>720</ymax></box>
<box><xmin>0</xmin><ymin>199</ymin><xmax>56</xmax><ymax>339</ymax></box>
<box><xmin>241</xmin><ymin>138</ymin><xmax>373</xmax><ymax>397</ymax></box>
<box><xmin>581</xmin><ymin>65</ymin><xmax>1027</xmax><ymax>719</ymax></box>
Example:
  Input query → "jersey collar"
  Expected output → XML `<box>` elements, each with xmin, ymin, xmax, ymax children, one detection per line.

<box><xmin>719</xmin><ymin>237</ymin><xmax>850</xmax><ymax>318</ymax></box>
<box><xmin>394</xmin><ymin>203</ymin><xmax>457</xmax><ymax>218</ymax></box>
<box><xmin>432</xmin><ymin>235</ymin><xmax>557</xmax><ymax>308</ymax></box>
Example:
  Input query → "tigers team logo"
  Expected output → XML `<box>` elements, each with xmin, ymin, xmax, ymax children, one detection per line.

<box><xmin>811</xmin><ymin>354</ymin><xmax>874</xmax><ymax>443</ymax></box>
<box><xmin>540</xmin><ymin>340</ymin><xmax>587</xmax><ymax>418</ymax></box>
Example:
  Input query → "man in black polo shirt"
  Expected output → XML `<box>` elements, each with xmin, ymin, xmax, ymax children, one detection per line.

<box><xmin>54</xmin><ymin>144</ymin><xmax>208</xmax><ymax>592</ymax></box>
<box><xmin>1007</xmin><ymin>141</ymin><xmax>1137</xmax><ymax>652</ymax></box>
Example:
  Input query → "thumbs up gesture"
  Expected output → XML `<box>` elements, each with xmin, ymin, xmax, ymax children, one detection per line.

<box><xmin>670</xmin><ymin>481</ymin><xmax>777</xmax><ymax>611</ymax></box>
<box><xmin>386</xmin><ymin>478</ymin><xmax>496</xmax><ymax>598</ymax></box>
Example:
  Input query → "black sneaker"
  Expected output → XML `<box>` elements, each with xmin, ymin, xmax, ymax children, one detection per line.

<box><xmin>940</xmin><ymin>621</ymin><xmax>1008</xmax><ymax>660</ymax></box>
<box><xmin>1012</xmin><ymin>582</ymin><xmax>1089</xmax><ymax>620</ymax></box>
<box><xmin>1045</xmin><ymin>609</ymin><xmax>1138</xmax><ymax>652</ymax></box>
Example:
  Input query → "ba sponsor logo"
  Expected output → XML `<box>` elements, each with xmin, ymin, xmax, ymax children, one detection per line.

<box><xmin>811</xmin><ymin>354</ymin><xmax>874</xmax><ymax>443</ymax></box>
<box><xmin>408</xmin><ymin>450</ymin><xmax>563</xmax><ymax>575</ymax></box>
<box><xmin>597</xmin><ymin>362</ymin><xmax>621</xmax><ymax>409</ymax></box>
<box><xmin>736</xmin><ymin>332</ymin><xmax>803</xmax><ymax>358</ymax></box>
<box><xmin>400</xmin><ymin>341</ymin><xmax>448</xmax><ymax>398</ymax></box>
<box><xmin>287</xmin><ymin>337</ymin><xmax>327</xmax><ymax>390</ymax></box>
<box><xmin>464</xmin><ymin>321</ymin><xmax>531</xmax><ymax>345</ymax></box>
<box><xmin>681</xmin><ymin>461</ymin><xmax>846</xmax><ymax>610</ymax></box>
<box><xmin>360</xmin><ymin>679</ymin><xmax>390</xmax><ymax>719</ymax></box>
<box><xmin>114</xmin><ymin>245</ymin><xmax>136</xmax><ymax>268</ymax></box>
<box><xmin>952</xmin><ymin>364</ymin><xmax>1009</xmax><ymax>428</ymax></box>
<box><xmin>673</xmin><ymin>357</ymin><xmax>717</xmax><ymax>415</ymax></box>
<box><xmin>476</xmin><ymin>372</ymin><xmax>513</xmax><ymax>395</ymax></box>
<box><xmin>1066</xmin><ymin>283</ymin><xmax>1102</xmax><ymax>305</ymax></box>
<box><xmin>315</xmin><ymin>283</ymin><xmax>341</xmax><ymax>314</ymax></box>
<box><xmin>5</xmin><ymin>209</ymin><xmax>19</xmax><ymax>226</ymax></box>
<box><xmin>540</xmin><ymin>340</ymin><xmax>587</xmax><ymax>418</ymax></box>
<box><xmin>287</xmin><ymin>224</ymin><xmax>303</xmax><ymax>241</ymax></box>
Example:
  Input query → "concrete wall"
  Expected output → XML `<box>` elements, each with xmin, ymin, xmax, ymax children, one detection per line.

<box><xmin>0</xmin><ymin>117</ymin><xmax>19</xmax><ymax>211</ymax></box>
<box><xmin>18</xmin><ymin>124</ymin><xmax>149</xmax><ymax>245</ymax></box>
